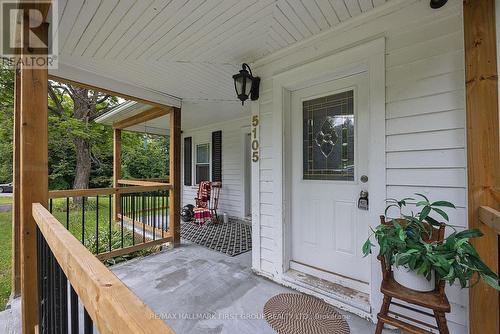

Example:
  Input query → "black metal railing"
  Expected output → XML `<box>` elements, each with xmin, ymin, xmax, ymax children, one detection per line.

<box><xmin>48</xmin><ymin>188</ymin><xmax>170</xmax><ymax>259</ymax></box>
<box><xmin>121</xmin><ymin>190</ymin><xmax>169</xmax><ymax>243</ymax></box>
<box><xmin>37</xmin><ymin>227</ymin><xmax>94</xmax><ymax>334</ymax></box>
<box><xmin>33</xmin><ymin>203</ymin><xmax>176</xmax><ymax>334</ymax></box>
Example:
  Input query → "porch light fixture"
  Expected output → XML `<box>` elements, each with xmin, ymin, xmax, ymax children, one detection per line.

<box><xmin>232</xmin><ymin>63</ymin><xmax>260</xmax><ymax>105</ymax></box>
<box><xmin>430</xmin><ymin>0</ymin><xmax>447</xmax><ymax>9</ymax></box>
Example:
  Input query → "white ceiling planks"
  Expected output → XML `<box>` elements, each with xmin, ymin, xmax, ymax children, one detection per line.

<box><xmin>54</xmin><ymin>0</ymin><xmax>387</xmax><ymax>104</ymax></box>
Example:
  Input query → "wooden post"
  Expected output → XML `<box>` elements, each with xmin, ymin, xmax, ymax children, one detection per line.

<box><xmin>169</xmin><ymin>108</ymin><xmax>181</xmax><ymax>245</ymax></box>
<box><xmin>19</xmin><ymin>18</ymin><xmax>49</xmax><ymax>334</ymax></box>
<box><xmin>464</xmin><ymin>0</ymin><xmax>500</xmax><ymax>333</ymax></box>
<box><xmin>113</xmin><ymin>128</ymin><xmax>121</xmax><ymax>220</ymax></box>
<box><xmin>11</xmin><ymin>67</ymin><xmax>21</xmax><ymax>298</ymax></box>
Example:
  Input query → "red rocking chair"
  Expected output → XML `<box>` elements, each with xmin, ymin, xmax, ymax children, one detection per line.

<box><xmin>193</xmin><ymin>181</ymin><xmax>222</xmax><ymax>225</ymax></box>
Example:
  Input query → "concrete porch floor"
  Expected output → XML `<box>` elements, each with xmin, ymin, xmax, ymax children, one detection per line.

<box><xmin>111</xmin><ymin>241</ymin><xmax>388</xmax><ymax>334</ymax></box>
<box><xmin>0</xmin><ymin>241</ymin><xmax>394</xmax><ymax>333</ymax></box>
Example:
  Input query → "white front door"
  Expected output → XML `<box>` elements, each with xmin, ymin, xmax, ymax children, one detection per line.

<box><xmin>290</xmin><ymin>73</ymin><xmax>370</xmax><ymax>291</ymax></box>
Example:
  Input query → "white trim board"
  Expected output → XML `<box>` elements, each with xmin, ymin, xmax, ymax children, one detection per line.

<box><xmin>50</xmin><ymin>62</ymin><xmax>182</xmax><ymax>108</ymax></box>
<box><xmin>270</xmin><ymin>37</ymin><xmax>386</xmax><ymax>321</ymax></box>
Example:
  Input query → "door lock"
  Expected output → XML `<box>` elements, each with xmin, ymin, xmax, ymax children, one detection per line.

<box><xmin>358</xmin><ymin>190</ymin><xmax>369</xmax><ymax>211</ymax></box>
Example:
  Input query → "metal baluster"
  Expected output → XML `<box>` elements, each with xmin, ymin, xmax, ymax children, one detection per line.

<box><xmin>82</xmin><ymin>197</ymin><xmax>86</xmax><ymax>245</ymax></box>
<box><xmin>54</xmin><ymin>255</ymin><xmax>61</xmax><ymax>333</ymax></box>
<box><xmin>142</xmin><ymin>193</ymin><xmax>146</xmax><ymax>243</ymax></box>
<box><xmin>49</xmin><ymin>199</ymin><xmax>53</xmax><ymax>214</ymax></box>
<box><xmin>37</xmin><ymin>228</ymin><xmax>44</xmax><ymax>333</ymax></box>
<box><xmin>121</xmin><ymin>195</ymin><xmax>124</xmax><ymax>248</ymax></box>
<box><xmin>132</xmin><ymin>193</ymin><xmax>135</xmax><ymax>246</ymax></box>
<box><xmin>49</xmin><ymin>249</ymin><xmax>54</xmax><ymax>333</ymax></box>
<box><xmin>60</xmin><ymin>265</ymin><xmax>68</xmax><ymax>334</ymax></box>
<box><xmin>84</xmin><ymin>308</ymin><xmax>93</xmax><ymax>334</ymax></box>
<box><xmin>96</xmin><ymin>196</ymin><xmax>99</xmax><ymax>254</ymax></box>
<box><xmin>153</xmin><ymin>192</ymin><xmax>156</xmax><ymax>240</ymax></box>
<box><xmin>66</xmin><ymin>197</ymin><xmax>70</xmax><ymax>230</ymax></box>
<box><xmin>70</xmin><ymin>286</ymin><xmax>78</xmax><ymax>334</ymax></box>
<box><xmin>108</xmin><ymin>195</ymin><xmax>112</xmax><ymax>252</ymax></box>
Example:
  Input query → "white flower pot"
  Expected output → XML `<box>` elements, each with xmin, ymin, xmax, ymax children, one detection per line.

<box><xmin>393</xmin><ymin>266</ymin><xmax>435</xmax><ymax>292</ymax></box>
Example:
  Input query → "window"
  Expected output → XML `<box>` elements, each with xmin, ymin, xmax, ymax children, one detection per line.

<box><xmin>195</xmin><ymin>143</ymin><xmax>210</xmax><ymax>184</ymax></box>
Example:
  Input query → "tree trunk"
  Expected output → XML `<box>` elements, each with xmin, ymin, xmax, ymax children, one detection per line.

<box><xmin>73</xmin><ymin>137</ymin><xmax>91</xmax><ymax>190</ymax></box>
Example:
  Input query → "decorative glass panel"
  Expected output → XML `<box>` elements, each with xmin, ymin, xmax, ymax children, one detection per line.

<box><xmin>303</xmin><ymin>90</ymin><xmax>355</xmax><ymax>181</ymax></box>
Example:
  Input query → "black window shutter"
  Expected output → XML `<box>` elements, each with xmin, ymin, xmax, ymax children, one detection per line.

<box><xmin>212</xmin><ymin>131</ymin><xmax>222</xmax><ymax>182</ymax></box>
<box><xmin>184</xmin><ymin>137</ymin><xmax>192</xmax><ymax>186</ymax></box>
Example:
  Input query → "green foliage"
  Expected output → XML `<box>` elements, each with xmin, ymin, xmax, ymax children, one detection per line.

<box><xmin>121</xmin><ymin>132</ymin><xmax>169</xmax><ymax>180</ymax></box>
<box><xmin>362</xmin><ymin>194</ymin><xmax>500</xmax><ymax>291</ymax></box>
<box><xmin>0</xmin><ymin>63</ymin><xmax>14</xmax><ymax>183</ymax></box>
<box><xmin>0</xmin><ymin>211</ymin><xmax>12</xmax><ymax>311</ymax></box>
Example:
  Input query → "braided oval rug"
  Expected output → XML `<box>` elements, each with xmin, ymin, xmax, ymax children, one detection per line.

<box><xmin>264</xmin><ymin>293</ymin><xmax>350</xmax><ymax>334</ymax></box>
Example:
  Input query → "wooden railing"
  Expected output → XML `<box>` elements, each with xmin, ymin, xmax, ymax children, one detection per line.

<box><xmin>479</xmin><ymin>206</ymin><xmax>500</xmax><ymax>235</ymax></box>
<box><xmin>48</xmin><ymin>184</ymin><xmax>172</xmax><ymax>261</ymax></box>
<box><xmin>33</xmin><ymin>203</ymin><xmax>175</xmax><ymax>334</ymax></box>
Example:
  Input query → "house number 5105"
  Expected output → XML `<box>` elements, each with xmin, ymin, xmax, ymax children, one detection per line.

<box><xmin>251</xmin><ymin>115</ymin><xmax>259</xmax><ymax>162</ymax></box>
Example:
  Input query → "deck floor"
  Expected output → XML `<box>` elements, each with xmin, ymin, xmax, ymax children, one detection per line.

<box><xmin>0</xmin><ymin>241</ymin><xmax>393</xmax><ymax>334</ymax></box>
<box><xmin>111</xmin><ymin>241</ymin><xmax>387</xmax><ymax>334</ymax></box>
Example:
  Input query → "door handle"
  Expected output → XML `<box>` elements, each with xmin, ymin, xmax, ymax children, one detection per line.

<box><xmin>358</xmin><ymin>190</ymin><xmax>369</xmax><ymax>210</ymax></box>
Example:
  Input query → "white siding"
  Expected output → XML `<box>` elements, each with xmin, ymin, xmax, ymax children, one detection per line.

<box><xmin>181</xmin><ymin>116</ymin><xmax>250</xmax><ymax>218</ymax></box>
<box><xmin>253</xmin><ymin>0</ymin><xmax>467</xmax><ymax>332</ymax></box>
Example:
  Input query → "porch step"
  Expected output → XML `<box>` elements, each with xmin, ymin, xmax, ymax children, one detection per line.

<box><xmin>0</xmin><ymin>298</ymin><xmax>21</xmax><ymax>334</ymax></box>
<box><xmin>283</xmin><ymin>269</ymin><xmax>371</xmax><ymax>314</ymax></box>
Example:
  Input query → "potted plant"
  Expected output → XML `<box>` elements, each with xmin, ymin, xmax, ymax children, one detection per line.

<box><xmin>362</xmin><ymin>193</ymin><xmax>500</xmax><ymax>292</ymax></box>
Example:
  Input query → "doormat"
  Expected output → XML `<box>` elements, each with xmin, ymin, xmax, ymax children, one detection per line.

<box><xmin>264</xmin><ymin>293</ymin><xmax>350</xmax><ymax>334</ymax></box>
<box><xmin>180</xmin><ymin>221</ymin><xmax>252</xmax><ymax>257</ymax></box>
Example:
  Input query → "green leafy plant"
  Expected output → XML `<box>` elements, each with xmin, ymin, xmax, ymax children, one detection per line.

<box><xmin>362</xmin><ymin>194</ymin><xmax>500</xmax><ymax>290</ymax></box>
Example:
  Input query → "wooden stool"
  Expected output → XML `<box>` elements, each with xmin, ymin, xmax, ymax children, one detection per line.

<box><xmin>375</xmin><ymin>216</ymin><xmax>451</xmax><ymax>334</ymax></box>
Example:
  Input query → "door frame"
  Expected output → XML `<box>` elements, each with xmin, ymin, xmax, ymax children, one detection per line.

<box><xmin>240</xmin><ymin>126</ymin><xmax>252</xmax><ymax>218</ymax></box>
<box><xmin>271</xmin><ymin>37</ymin><xmax>386</xmax><ymax>311</ymax></box>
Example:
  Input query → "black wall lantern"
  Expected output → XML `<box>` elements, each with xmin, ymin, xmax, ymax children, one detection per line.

<box><xmin>430</xmin><ymin>0</ymin><xmax>447</xmax><ymax>9</ymax></box>
<box><xmin>233</xmin><ymin>63</ymin><xmax>260</xmax><ymax>105</ymax></box>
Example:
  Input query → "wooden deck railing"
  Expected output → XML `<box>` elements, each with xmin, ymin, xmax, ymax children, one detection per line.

<box><xmin>479</xmin><ymin>206</ymin><xmax>500</xmax><ymax>235</ymax></box>
<box><xmin>33</xmin><ymin>203</ymin><xmax>175</xmax><ymax>334</ymax></box>
<box><xmin>48</xmin><ymin>184</ymin><xmax>173</xmax><ymax>261</ymax></box>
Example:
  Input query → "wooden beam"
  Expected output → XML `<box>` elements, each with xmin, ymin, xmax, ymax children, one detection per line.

<box><xmin>48</xmin><ymin>74</ymin><xmax>177</xmax><ymax>110</ymax></box>
<box><xmin>169</xmin><ymin>107</ymin><xmax>181</xmax><ymax>245</ymax></box>
<box><xmin>113</xmin><ymin>106</ymin><xmax>172</xmax><ymax>130</ymax></box>
<box><xmin>11</xmin><ymin>67</ymin><xmax>21</xmax><ymax>298</ymax></box>
<box><xmin>32</xmin><ymin>204</ymin><xmax>176</xmax><ymax>334</ymax></box>
<box><xmin>113</xmin><ymin>129</ymin><xmax>121</xmax><ymax>220</ymax></box>
<box><xmin>96</xmin><ymin>237</ymin><xmax>171</xmax><ymax>261</ymax></box>
<box><xmin>479</xmin><ymin>206</ymin><xmax>500</xmax><ymax>235</ymax></box>
<box><xmin>48</xmin><ymin>184</ymin><xmax>172</xmax><ymax>199</ymax></box>
<box><xmin>118</xmin><ymin>214</ymin><xmax>166</xmax><ymax>240</ymax></box>
<box><xmin>464</xmin><ymin>0</ymin><xmax>500</xmax><ymax>333</ymax></box>
<box><xmin>19</xmin><ymin>18</ymin><xmax>49</xmax><ymax>334</ymax></box>
<box><xmin>117</xmin><ymin>179</ymin><xmax>168</xmax><ymax>187</ymax></box>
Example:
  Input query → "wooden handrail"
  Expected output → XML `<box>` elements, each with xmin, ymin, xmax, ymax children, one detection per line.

<box><xmin>33</xmin><ymin>203</ymin><xmax>176</xmax><ymax>334</ymax></box>
<box><xmin>48</xmin><ymin>184</ymin><xmax>172</xmax><ymax>199</ymax></box>
<box><xmin>118</xmin><ymin>179</ymin><xmax>169</xmax><ymax>187</ymax></box>
<box><xmin>479</xmin><ymin>206</ymin><xmax>500</xmax><ymax>235</ymax></box>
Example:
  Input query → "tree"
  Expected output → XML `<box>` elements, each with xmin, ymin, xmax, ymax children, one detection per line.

<box><xmin>0</xmin><ymin>62</ymin><xmax>14</xmax><ymax>183</ymax></box>
<box><xmin>48</xmin><ymin>83</ymin><xmax>118</xmax><ymax>190</ymax></box>
<box><xmin>0</xmin><ymin>62</ymin><xmax>169</xmax><ymax>190</ymax></box>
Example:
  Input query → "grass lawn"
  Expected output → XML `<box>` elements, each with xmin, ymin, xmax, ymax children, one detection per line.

<box><xmin>0</xmin><ymin>196</ymin><xmax>12</xmax><ymax>205</ymax></box>
<box><xmin>0</xmin><ymin>211</ymin><xmax>12</xmax><ymax>311</ymax></box>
